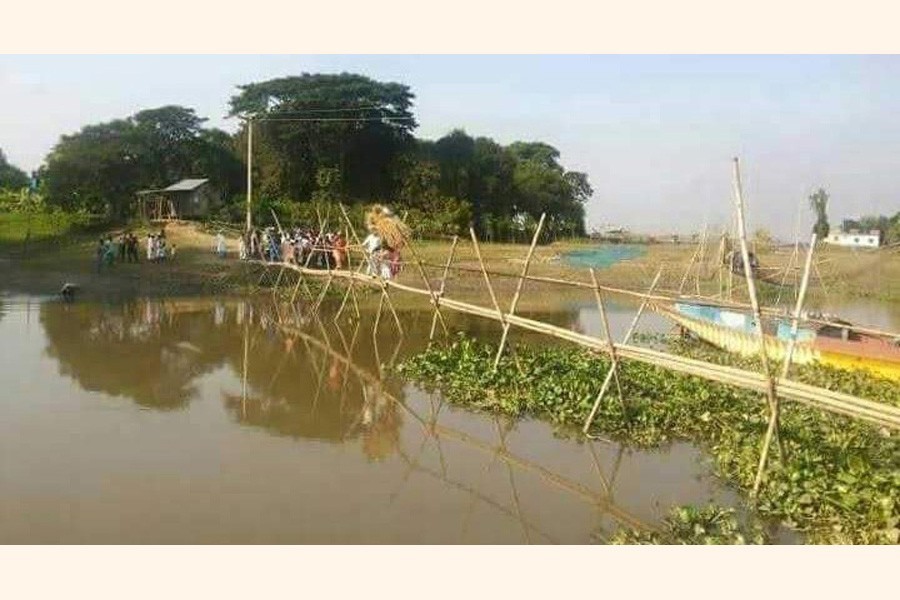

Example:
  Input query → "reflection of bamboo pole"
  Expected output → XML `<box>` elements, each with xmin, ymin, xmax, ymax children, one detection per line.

<box><xmin>493</xmin><ymin>213</ymin><xmax>546</xmax><ymax>370</ymax></box>
<box><xmin>429</xmin><ymin>236</ymin><xmax>459</xmax><ymax>342</ymax></box>
<box><xmin>395</xmin><ymin>448</ymin><xmax>558</xmax><ymax>544</ymax></box>
<box><xmin>379</xmin><ymin>281</ymin><xmax>404</xmax><ymax>336</ymax></box>
<box><xmin>272</xmin><ymin>318</ymin><xmax>653</xmax><ymax>535</ymax></box>
<box><xmin>241</xmin><ymin>313</ymin><xmax>249</xmax><ymax>420</ymax></box>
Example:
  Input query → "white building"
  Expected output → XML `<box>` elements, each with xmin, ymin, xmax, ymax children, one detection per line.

<box><xmin>823</xmin><ymin>229</ymin><xmax>881</xmax><ymax>248</ymax></box>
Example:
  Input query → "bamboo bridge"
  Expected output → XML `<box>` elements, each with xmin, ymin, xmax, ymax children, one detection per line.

<box><xmin>238</xmin><ymin>171</ymin><xmax>900</xmax><ymax>496</ymax></box>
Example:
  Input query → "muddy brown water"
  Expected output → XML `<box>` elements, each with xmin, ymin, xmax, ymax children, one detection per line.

<box><xmin>0</xmin><ymin>292</ymin><xmax>810</xmax><ymax>543</ymax></box>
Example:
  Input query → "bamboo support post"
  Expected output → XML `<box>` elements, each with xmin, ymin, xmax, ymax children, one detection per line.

<box><xmin>470</xmin><ymin>228</ymin><xmax>506</xmax><ymax>322</ymax></box>
<box><xmin>407</xmin><ymin>244</ymin><xmax>449</xmax><ymax>337</ymax></box>
<box><xmin>589</xmin><ymin>267</ymin><xmax>624</xmax><ymax>404</ymax></box>
<box><xmin>731</xmin><ymin>158</ymin><xmax>785</xmax><ymax>494</ymax></box>
<box><xmin>583</xmin><ymin>268</ymin><xmax>662</xmax><ymax>434</ymax></box>
<box><xmin>753</xmin><ymin>232</ymin><xmax>817</xmax><ymax>494</ymax></box>
<box><xmin>493</xmin><ymin>213</ymin><xmax>546</xmax><ymax>370</ymax></box>
<box><xmin>429</xmin><ymin>236</ymin><xmax>459</xmax><ymax>341</ymax></box>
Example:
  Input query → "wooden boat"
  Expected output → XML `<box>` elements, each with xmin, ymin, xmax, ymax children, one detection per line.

<box><xmin>654</xmin><ymin>301</ymin><xmax>900</xmax><ymax>381</ymax></box>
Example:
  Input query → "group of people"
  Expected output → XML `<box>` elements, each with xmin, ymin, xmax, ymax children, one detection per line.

<box><xmin>146</xmin><ymin>231</ymin><xmax>175</xmax><ymax>263</ymax></box>
<box><xmin>96</xmin><ymin>231</ymin><xmax>161</xmax><ymax>271</ymax></box>
<box><xmin>239</xmin><ymin>227</ymin><xmax>351</xmax><ymax>272</ymax></box>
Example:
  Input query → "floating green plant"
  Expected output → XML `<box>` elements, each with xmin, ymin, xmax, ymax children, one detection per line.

<box><xmin>396</xmin><ymin>334</ymin><xmax>900</xmax><ymax>544</ymax></box>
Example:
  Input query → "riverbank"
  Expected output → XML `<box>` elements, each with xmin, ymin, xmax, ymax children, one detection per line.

<box><xmin>3</xmin><ymin>221</ymin><xmax>899</xmax><ymax>312</ymax></box>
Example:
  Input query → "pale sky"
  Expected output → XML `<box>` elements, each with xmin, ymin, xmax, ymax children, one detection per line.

<box><xmin>2</xmin><ymin>55</ymin><xmax>899</xmax><ymax>239</ymax></box>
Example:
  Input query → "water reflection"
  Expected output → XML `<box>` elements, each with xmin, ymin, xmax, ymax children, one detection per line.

<box><xmin>41</xmin><ymin>299</ymin><xmax>234</xmax><ymax>409</ymax></box>
<box><xmin>11</xmin><ymin>296</ymin><xmax>749</xmax><ymax>543</ymax></box>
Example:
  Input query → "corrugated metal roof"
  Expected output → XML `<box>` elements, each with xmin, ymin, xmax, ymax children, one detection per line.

<box><xmin>163</xmin><ymin>178</ymin><xmax>209</xmax><ymax>192</ymax></box>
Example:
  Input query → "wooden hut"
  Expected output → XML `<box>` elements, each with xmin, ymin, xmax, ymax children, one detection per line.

<box><xmin>136</xmin><ymin>178</ymin><xmax>219</xmax><ymax>220</ymax></box>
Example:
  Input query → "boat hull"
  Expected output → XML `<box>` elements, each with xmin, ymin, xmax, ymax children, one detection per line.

<box><xmin>655</xmin><ymin>303</ymin><xmax>900</xmax><ymax>381</ymax></box>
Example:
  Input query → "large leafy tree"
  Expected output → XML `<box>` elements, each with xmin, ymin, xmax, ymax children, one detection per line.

<box><xmin>228</xmin><ymin>73</ymin><xmax>416</xmax><ymax>202</ymax></box>
<box><xmin>0</xmin><ymin>148</ymin><xmax>30</xmax><ymax>190</ymax></box>
<box><xmin>40</xmin><ymin>106</ymin><xmax>242</xmax><ymax>218</ymax></box>
<box><xmin>414</xmin><ymin>130</ymin><xmax>590</xmax><ymax>239</ymax></box>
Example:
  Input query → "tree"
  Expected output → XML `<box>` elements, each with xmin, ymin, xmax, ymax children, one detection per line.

<box><xmin>41</xmin><ymin>106</ymin><xmax>240</xmax><ymax>219</ymax></box>
<box><xmin>228</xmin><ymin>73</ymin><xmax>417</xmax><ymax>202</ymax></box>
<box><xmin>0</xmin><ymin>148</ymin><xmax>30</xmax><ymax>190</ymax></box>
<box><xmin>809</xmin><ymin>188</ymin><xmax>830</xmax><ymax>239</ymax></box>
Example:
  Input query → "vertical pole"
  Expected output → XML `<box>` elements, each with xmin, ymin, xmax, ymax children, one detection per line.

<box><xmin>429</xmin><ymin>236</ymin><xmax>459</xmax><ymax>341</ymax></box>
<box><xmin>589</xmin><ymin>268</ymin><xmax>624</xmax><ymax>403</ymax></box>
<box><xmin>493</xmin><ymin>213</ymin><xmax>546</xmax><ymax>370</ymax></box>
<box><xmin>731</xmin><ymin>158</ymin><xmax>782</xmax><ymax>495</ymax></box>
<box><xmin>245</xmin><ymin>116</ymin><xmax>253</xmax><ymax>234</ymax></box>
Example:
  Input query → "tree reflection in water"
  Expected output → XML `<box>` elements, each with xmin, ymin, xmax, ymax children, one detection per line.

<box><xmin>36</xmin><ymin>295</ymin><xmax>671</xmax><ymax>541</ymax></box>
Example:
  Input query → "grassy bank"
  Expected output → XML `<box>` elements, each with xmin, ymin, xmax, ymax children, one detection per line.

<box><xmin>3</xmin><ymin>219</ymin><xmax>898</xmax><ymax>311</ymax></box>
<box><xmin>395</xmin><ymin>335</ymin><xmax>900</xmax><ymax>544</ymax></box>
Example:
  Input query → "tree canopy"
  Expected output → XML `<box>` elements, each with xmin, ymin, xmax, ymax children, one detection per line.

<box><xmin>28</xmin><ymin>72</ymin><xmax>592</xmax><ymax>238</ymax></box>
<box><xmin>40</xmin><ymin>106</ymin><xmax>243</xmax><ymax>218</ymax></box>
<box><xmin>0</xmin><ymin>149</ymin><xmax>29</xmax><ymax>190</ymax></box>
<box><xmin>228</xmin><ymin>73</ymin><xmax>416</xmax><ymax>202</ymax></box>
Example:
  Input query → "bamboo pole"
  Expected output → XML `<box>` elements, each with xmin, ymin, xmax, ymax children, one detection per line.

<box><xmin>407</xmin><ymin>244</ymin><xmax>449</xmax><ymax>337</ymax></box>
<box><xmin>400</xmin><ymin>258</ymin><xmax>894</xmax><ymax>339</ymax></box>
<box><xmin>429</xmin><ymin>236</ymin><xmax>459</xmax><ymax>341</ymax></box>
<box><xmin>731</xmin><ymin>158</ymin><xmax>785</xmax><ymax>484</ymax></box>
<box><xmin>589</xmin><ymin>267</ymin><xmax>624</xmax><ymax>403</ymax></box>
<box><xmin>752</xmin><ymin>232</ymin><xmax>817</xmax><ymax>494</ymax></box>
<box><xmin>583</xmin><ymin>268</ymin><xmax>662</xmax><ymax>434</ymax></box>
<box><xmin>338</xmin><ymin>203</ymin><xmax>362</xmax><ymax>246</ymax></box>
<box><xmin>470</xmin><ymin>228</ymin><xmax>506</xmax><ymax>322</ymax></box>
<box><xmin>679</xmin><ymin>224</ymin><xmax>706</xmax><ymax>294</ymax></box>
<box><xmin>493</xmin><ymin>213</ymin><xmax>546</xmax><ymax>370</ymax></box>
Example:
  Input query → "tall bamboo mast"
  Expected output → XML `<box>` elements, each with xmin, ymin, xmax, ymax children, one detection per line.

<box><xmin>731</xmin><ymin>158</ymin><xmax>783</xmax><ymax>492</ymax></box>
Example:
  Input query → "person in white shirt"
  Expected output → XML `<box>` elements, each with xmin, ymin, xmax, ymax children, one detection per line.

<box><xmin>362</xmin><ymin>232</ymin><xmax>381</xmax><ymax>276</ymax></box>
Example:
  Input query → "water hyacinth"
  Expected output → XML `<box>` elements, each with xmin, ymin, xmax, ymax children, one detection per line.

<box><xmin>396</xmin><ymin>334</ymin><xmax>900</xmax><ymax>544</ymax></box>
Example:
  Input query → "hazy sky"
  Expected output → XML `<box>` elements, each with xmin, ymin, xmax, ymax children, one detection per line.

<box><xmin>2</xmin><ymin>55</ymin><xmax>899</xmax><ymax>239</ymax></box>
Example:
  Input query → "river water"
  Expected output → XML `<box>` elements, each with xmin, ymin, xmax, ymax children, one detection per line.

<box><xmin>0</xmin><ymin>292</ymin><xmax>756</xmax><ymax>544</ymax></box>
